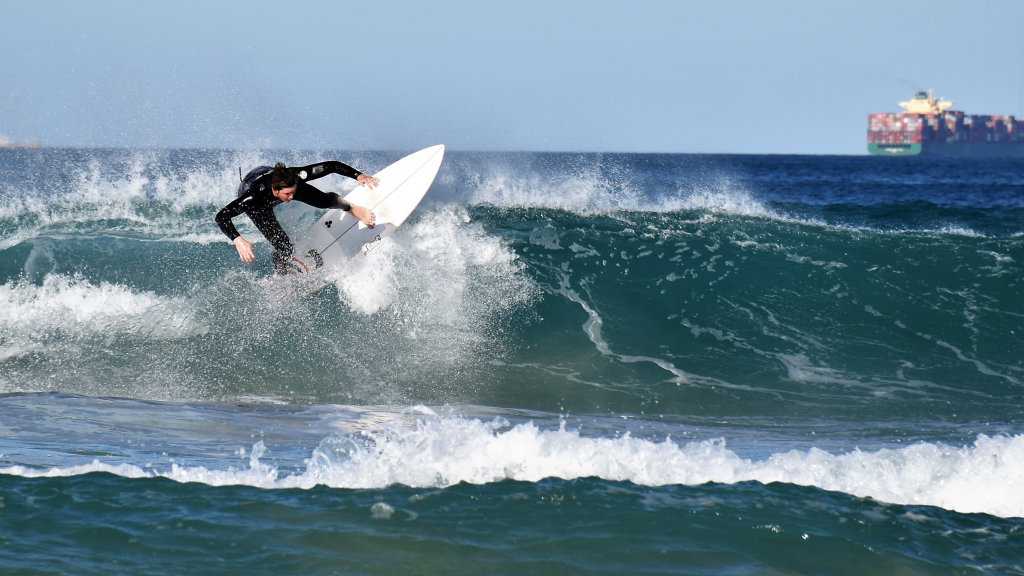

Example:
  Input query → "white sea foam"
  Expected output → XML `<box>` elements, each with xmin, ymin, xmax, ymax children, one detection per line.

<box><xmin>0</xmin><ymin>274</ymin><xmax>205</xmax><ymax>360</ymax></box>
<box><xmin>928</xmin><ymin>225</ymin><xmax>985</xmax><ymax>238</ymax></box>
<box><xmin>153</xmin><ymin>232</ymin><xmax>239</xmax><ymax>245</ymax></box>
<box><xmin>4</xmin><ymin>415</ymin><xmax>1023</xmax><ymax>518</ymax></box>
<box><xmin>466</xmin><ymin>162</ymin><xmax>789</xmax><ymax>223</ymax></box>
<box><xmin>659</xmin><ymin>185</ymin><xmax>784</xmax><ymax>219</ymax></box>
<box><xmin>1</xmin><ymin>156</ymin><xmax>158</xmax><ymax>234</ymax></box>
<box><xmin>467</xmin><ymin>161</ymin><xmax>644</xmax><ymax>213</ymax></box>
<box><xmin>0</xmin><ymin>151</ymin><xmax>276</xmax><ymax>247</ymax></box>
<box><xmin>329</xmin><ymin>205</ymin><xmax>533</xmax><ymax>320</ymax></box>
<box><xmin>306</xmin><ymin>206</ymin><xmax>538</xmax><ymax>392</ymax></box>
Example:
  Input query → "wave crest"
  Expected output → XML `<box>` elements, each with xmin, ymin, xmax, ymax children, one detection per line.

<box><xmin>5</xmin><ymin>414</ymin><xmax>1023</xmax><ymax>518</ymax></box>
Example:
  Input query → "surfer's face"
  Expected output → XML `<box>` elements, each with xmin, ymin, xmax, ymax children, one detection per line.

<box><xmin>272</xmin><ymin>185</ymin><xmax>296</xmax><ymax>202</ymax></box>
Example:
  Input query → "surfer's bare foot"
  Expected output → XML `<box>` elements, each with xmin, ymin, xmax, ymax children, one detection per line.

<box><xmin>357</xmin><ymin>174</ymin><xmax>379</xmax><ymax>189</ymax></box>
<box><xmin>351</xmin><ymin>204</ymin><xmax>376</xmax><ymax>228</ymax></box>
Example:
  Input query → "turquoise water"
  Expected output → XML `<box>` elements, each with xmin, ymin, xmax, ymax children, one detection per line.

<box><xmin>1</xmin><ymin>150</ymin><xmax>1022</xmax><ymax>574</ymax></box>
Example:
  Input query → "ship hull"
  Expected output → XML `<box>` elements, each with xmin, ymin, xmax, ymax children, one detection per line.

<box><xmin>867</xmin><ymin>143</ymin><xmax>922</xmax><ymax>156</ymax></box>
<box><xmin>868</xmin><ymin>142</ymin><xmax>1024</xmax><ymax>157</ymax></box>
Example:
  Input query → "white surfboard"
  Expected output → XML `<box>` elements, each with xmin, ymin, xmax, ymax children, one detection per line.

<box><xmin>288</xmin><ymin>144</ymin><xmax>445</xmax><ymax>272</ymax></box>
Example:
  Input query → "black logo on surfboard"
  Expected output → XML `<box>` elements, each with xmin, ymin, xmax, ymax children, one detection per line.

<box><xmin>324</xmin><ymin>220</ymin><xmax>332</xmax><ymax>228</ymax></box>
<box><xmin>306</xmin><ymin>249</ymin><xmax>324</xmax><ymax>268</ymax></box>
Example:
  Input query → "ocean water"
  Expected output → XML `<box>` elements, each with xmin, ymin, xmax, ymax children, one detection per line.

<box><xmin>0</xmin><ymin>149</ymin><xmax>1022</xmax><ymax>574</ymax></box>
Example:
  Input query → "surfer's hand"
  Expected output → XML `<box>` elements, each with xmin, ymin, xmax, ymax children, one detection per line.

<box><xmin>357</xmin><ymin>174</ymin><xmax>379</xmax><ymax>189</ymax></box>
<box><xmin>350</xmin><ymin>204</ymin><xmax>376</xmax><ymax>228</ymax></box>
<box><xmin>233</xmin><ymin>236</ymin><xmax>255</xmax><ymax>264</ymax></box>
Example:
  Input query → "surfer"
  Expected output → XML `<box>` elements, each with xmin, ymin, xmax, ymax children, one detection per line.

<box><xmin>215</xmin><ymin>161</ymin><xmax>378</xmax><ymax>274</ymax></box>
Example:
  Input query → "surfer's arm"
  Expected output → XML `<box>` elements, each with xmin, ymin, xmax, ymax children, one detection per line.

<box><xmin>215</xmin><ymin>197</ymin><xmax>258</xmax><ymax>263</ymax></box>
<box><xmin>214</xmin><ymin>196</ymin><xmax>248</xmax><ymax>241</ymax></box>
<box><xmin>294</xmin><ymin>182</ymin><xmax>352</xmax><ymax>211</ymax></box>
<box><xmin>294</xmin><ymin>161</ymin><xmax>379</xmax><ymax>190</ymax></box>
<box><xmin>293</xmin><ymin>161</ymin><xmax>362</xmax><ymax>183</ymax></box>
<box><xmin>295</xmin><ymin>183</ymin><xmax>376</xmax><ymax>228</ymax></box>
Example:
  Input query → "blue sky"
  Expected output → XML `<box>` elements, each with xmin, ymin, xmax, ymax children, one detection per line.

<box><xmin>4</xmin><ymin>0</ymin><xmax>1023</xmax><ymax>153</ymax></box>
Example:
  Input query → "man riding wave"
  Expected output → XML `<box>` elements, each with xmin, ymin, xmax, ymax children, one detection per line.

<box><xmin>215</xmin><ymin>161</ymin><xmax>377</xmax><ymax>274</ymax></box>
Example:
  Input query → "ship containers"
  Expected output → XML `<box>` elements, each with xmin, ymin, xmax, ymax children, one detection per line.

<box><xmin>989</xmin><ymin>115</ymin><xmax>1015</xmax><ymax>143</ymax></box>
<box><xmin>868</xmin><ymin>112</ymin><xmax>923</xmax><ymax>144</ymax></box>
<box><xmin>867</xmin><ymin>113</ymin><xmax>886</xmax><ymax>143</ymax></box>
<box><xmin>908</xmin><ymin>115</ymin><xmax>923</xmax><ymax>143</ymax></box>
<box><xmin>868</xmin><ymin>113</ymin><xmax>895</xmax><ymax>144</ymax></box>
<box><xmin>943</xmin><ymin>111</ymin><xmax>965</xmax><ymax>143</ymax></box>
<box><xmin>987</xmin><ymin>116</ymin><xmax>1005</xmax><ymax>143</ymax></box>
<box><xmin>967</xmin><ymin>115</ymin><xmax>989</xmax><ymax>143</ymax></box>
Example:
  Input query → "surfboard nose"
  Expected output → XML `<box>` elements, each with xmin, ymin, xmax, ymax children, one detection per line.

<box><xmin>289</xmin><ymin>145</ymin><xmax>446</xmax><ymax>271</ymax></box>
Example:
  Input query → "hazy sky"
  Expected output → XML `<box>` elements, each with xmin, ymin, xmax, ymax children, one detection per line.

<box><xmin>4</xmin><ymin>0</ymin><xmax>1023</xmax><ymax>153</ymax></box>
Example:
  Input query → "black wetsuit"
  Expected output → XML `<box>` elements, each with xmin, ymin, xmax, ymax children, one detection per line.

<box><xmin>215</xmin><ymin>161</ymin><xmax>361</xmax><ymax>273</ymax></box>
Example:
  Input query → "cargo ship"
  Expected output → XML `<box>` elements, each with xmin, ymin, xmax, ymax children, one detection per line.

<box><xmin>867</xmin><ymin>90</ymin><xmax>1024</xmax><ymax>157</ymax></box>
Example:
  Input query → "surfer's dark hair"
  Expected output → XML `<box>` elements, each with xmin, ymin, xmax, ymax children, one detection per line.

<box><xmin>270</xmin><ymin>163</ymin><xmax>297</xmax><ymax>190</ymax></box>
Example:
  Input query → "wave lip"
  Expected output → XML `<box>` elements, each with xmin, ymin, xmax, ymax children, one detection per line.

<box><xmin>465</xmin><ymin>170</ymin><xmax>1009</xmax><ymax>239</ymax></box>
<box><xmin>5</xmin><ymin>414</ymin><xmax>1023</xmax><ymax>518</ymax></box>
<box><xmin>464</xmin><ymin>161</ymin><xmax>785</xmax><ymax>222</ymax></box>
<box><xmin>0</xmin><ymin>150</ymin><xmax>282</xmax><ymax>249</ymax></box>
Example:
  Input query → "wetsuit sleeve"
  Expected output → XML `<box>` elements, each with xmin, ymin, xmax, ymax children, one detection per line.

<box><xmin>215</xmin><ymin>196</ymin><xmax>250</xmax><ymax>241</ymax></box>
<box><xmin>293</xmin><ymin>160</ymin><xmax>362</xmax><ymax>183</ymax></box>
<box><xmin>294</xmin><ymin>182</ymin><xmax>352</xmax><ymax>211</ymax></box>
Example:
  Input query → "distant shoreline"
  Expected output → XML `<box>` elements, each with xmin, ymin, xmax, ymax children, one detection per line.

<box><xmin>0</xmin><ymin>137</ymin><xmax>42</xmax><ymax>149</ymax></box>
